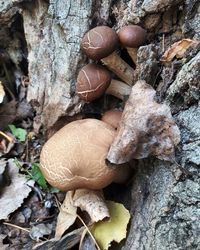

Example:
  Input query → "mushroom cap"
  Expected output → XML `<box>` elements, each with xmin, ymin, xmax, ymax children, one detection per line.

<box><xmin>118</xmin><ymin>25</ymin><xmax>147</xmax><ymax>48</ymax></box>
<box><xmin>101</xmin><ymin>109</ymin><xmax>123</xmax><ymax>129</ymax></box>
<box><xmin>81</xmin><ymin>26</ymin><xmax>119</xmax><ymax>60</ymax></box>
<box><xmin>40</xmin><ymin>119</ymin><xmax>123</xmax><ymax>191</ymax></box>
<box><xmin>76</xmin><ymin>63</ymin><xmax>111</xmax><ymax>102</ymax></box>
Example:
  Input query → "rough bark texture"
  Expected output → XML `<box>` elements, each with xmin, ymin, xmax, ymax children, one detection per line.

<box><xmin>0</xmin><ymin>0</ymin><xmax>199</xmax><ymax>249</ymax></box>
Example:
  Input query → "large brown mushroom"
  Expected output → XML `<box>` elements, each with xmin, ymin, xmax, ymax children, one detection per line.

<box><xmin>76</xmin><ymin>63</ymin><xmax>131</xmax><ymax>102</ymax></box>
<box><xmin>101</xmin><ymin>109</ymin><xmax>123</xmax><ymax>129</ymax></box>
<box><xmin>81</xmin><ymin>26</ymin><xmax>135</xmax><ymax>85</ymax></box>
<box><xmin>118</xmin><ymin>25</ymin><xmax>147</xmax><ymax>64</ymax></box>
<box><xmin>40</xmin><ymin>119</ymin><xmax>129</xmax><ymax>191</ymax></box>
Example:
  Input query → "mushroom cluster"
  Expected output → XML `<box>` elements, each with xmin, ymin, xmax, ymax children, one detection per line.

<box><xmin>40</xmin><ymin>24</ymin><xmax>147</xmax><ymax>191</ymax></box>
<box><xmin>76</xmin><ymin>25</ymin><xmax>147</xmax><ymax>103</ymax></box>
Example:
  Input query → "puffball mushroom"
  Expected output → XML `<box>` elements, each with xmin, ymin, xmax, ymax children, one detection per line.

<box><xmin>40</xmin><ymin>119</ymin><xmax>129</xmax><ymax>191</ymax></box>
<box><xmin>101</xmin><ymin>109</ymin><xmax>123</xmax><ymax>129</ymax></box>
<box><xmin>76</xmin><ymin>63</ymin><xmax>131</xmax><ymax>102</ymax></box>
<box><xmin>81</xmin><ymin>26</ymin><xmax>135</xmax><ymax>86</ymax></box>
<box><xmin>118</xmin><ymin>25</ymin><xmax>147</xmax><ymax>64</ymax></box>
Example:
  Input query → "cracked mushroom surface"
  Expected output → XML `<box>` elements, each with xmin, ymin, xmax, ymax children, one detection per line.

<box><xmin>81</xmin><ymin>26</ymin><xmax>135</xmax><ymax>85</ymax></box>
<box><xmin>76</xmin><ymin>63</ymin><xmax>131</xmax><ymax>102</ymax></box>
<box><xmin>40</xmin><ymin>119</ymin><xmax>128</xmax><ymax>191</ymax></box>
<box><xmin>76</xmin><ymin>63</ymin><xmax>111</xmax><ymax>102</ymax></box>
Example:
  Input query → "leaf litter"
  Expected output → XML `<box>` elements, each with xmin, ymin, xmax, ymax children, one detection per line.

<box><xmin>0</xmin><ymin>159</ymin><xmax>34</xmax><ymax>220</ymax></box>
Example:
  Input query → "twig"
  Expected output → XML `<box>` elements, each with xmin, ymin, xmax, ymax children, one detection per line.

<box><xmin>162</xmin><ymin>34</ymin><xmax>165</xmax><ymax>53</ymax></box>
<box><xmin>0</xmin><ymin>131</ymin><xmax>14</xmax><ymax>142</ymax></box>
<box><xmin>53</xmin><ymin>194</ymin><xmax>61</xmax><ymax>210</ymax></box>
<box><xmin>3</xmin><ymin>222</ymin><xmax>30</xmax><ymax>233</ymax></box>
<box><xmin>77</xmin><ymin>214</ymin><xmax>101</xmax><ymax>250</ymax></box>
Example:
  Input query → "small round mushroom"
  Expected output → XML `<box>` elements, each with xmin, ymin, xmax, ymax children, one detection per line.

<box><xmin>76</xmin><ymin>63</ymin><xmax>111</xmax><ymax>102</ymax></box>
<box><xmin>76</xmin><ymin>64</ymin><xmax>131</xmax><ymax>102</ymax></box>
<box><xmin>40</xmin><ymin>119</ymin><xmax>129</xmax><ymax>191</ymax></box>
<box><xmin>81</xmin><ymin>26</ymin><xmax>135</xmax><ymax>86</ymax></box>
<box><xmin>118</xmin><ymin>25</ymin><xmax>147</xmax><ymax>64</ymax></box>
<box><xmin>101</xmin><ymin>109</ymin><xmax>123</xmax><ymax>129</ymax></box>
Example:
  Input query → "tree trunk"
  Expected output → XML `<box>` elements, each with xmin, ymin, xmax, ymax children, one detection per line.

<box><xmin>0</xmin><ymin>0</ymin><xmax>199</xmax><ymax>249</ymax></box>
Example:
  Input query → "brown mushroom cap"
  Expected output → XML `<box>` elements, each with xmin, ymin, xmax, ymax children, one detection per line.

<box><xmin>101</xmin><ymin>109</ymin><xmax>123</xmax><ymax>129</ymax></box>
<box><xmin>81</xmin><ymin>26</ymin><xmax>119</xmax><ymax>60</ymax></box>
<box><xmin>118</xmin><ymin>25</ymin><xmax>147</xmax><ymax>48</ymax></box>
<box><xmin>40</xmin><ymin>119</ymin><xmax>127</xmax><ymax>191</ymax></box>
<box><xmin>76</xmin><ymin>63</ymin><xmax>111</xmax><ymax>102</ymax></box>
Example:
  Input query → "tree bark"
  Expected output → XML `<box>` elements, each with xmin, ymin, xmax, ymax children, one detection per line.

<box><xmin>0</xmin><ymin>0</ymin><xmax>199</xmax><ymax>249</ymax></box>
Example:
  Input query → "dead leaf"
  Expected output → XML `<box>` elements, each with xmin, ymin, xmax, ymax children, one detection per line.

<box><xmin>55</xmin><ymin>191</ymin><xmax>77</xmax><ymax>239</ymax></box>
<box><xmin>91</xmin><ymin>201</ymin><xmax>131</xmax><ymax>250</ymax></box>
<box><xmin>0</xmin><ymin>158</ymin><xmax>11</xmax><ymax>191</ymax></box>
<box><xmin>0</xmin><ymin>132</ymin><xmax>15</xmax><ymax>157</ymax></box>
<box><xmin>0</xmin><ymin>100</ymin><xmax>17</xmax><ymax>130</ymax></box>
<box><xmin>0</xmin><ymin>82</ymin><xmax>5</xmax><ymax>104</ymax></box>
<box><xmin>0</xmin><ymin>159</ymin><xmax>34</xmax><ymax>220</ymax></box>
<box><xmin>29</xmin><ymin>223</ymin><xmax>53</xmax><ymax>241</ymax></box>
<box><xmin>0</xmin><ymin>234</ymin><xmax>9</xmax><ymax>250</ymax></box>
<box><xmin>33</xmin><ymin>227</ymin><xmax>84</xmax><ymax>250</ymax></box>
<box><xmin>161</xmin><ymin>39</ymin><xmax>199</xmax><ymax>63</ymax></box>
<box><xmin>55</xmin><ymin>189</ymin><xmax>109</xmax><ymax>239</ymax></box>
<box><xmin>107</xmin><ymin>80</ymin><xmax>180</xmax><ymax>164</ymax></box>
<box><xmin>73</xmin><ymin>189</ymin><xmax>110</xmax><ymax>222</ymax></box>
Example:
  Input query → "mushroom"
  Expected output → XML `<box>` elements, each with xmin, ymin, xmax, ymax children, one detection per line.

<box><xmin>40</xmin><ymin>119</ymin><xmax>129</xmax><ymax>191</ymax></box>
<box><xmin>76</xmin><ymin>63</ymin><xmax>131</xmax><ymax>102</ymax></box>
<box><xmin>101</xmin><ymin>109</ymin><xmax>123</xmax><ymax>129</ymax></box>
<box><xmin>76</xmin><ymin>63</ymin><xmax>111</xmax><ymax>102</ymax></box>
<box><xmin>118</xmin><ymin>25</ymin><xmax>147</xmax><ymax>64</ymax></box>
<box><xmin>81</xmin><ymin>26</ymin><xmax>135</xmax><ymax>86</ymax></box>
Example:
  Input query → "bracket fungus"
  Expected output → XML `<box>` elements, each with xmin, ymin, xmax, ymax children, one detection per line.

<box><xmin>40</xmin><ymin>119</ymin><xmax>129</xmax><ymax>191</ymax></box>
<box><xmin>118</xmin><ymin>25</ymin><xmax>147</xmax><ymax>64</ymax></box>
<box><xmin>81</xmin><ymin>26</ymin><xmax>135</xmax><ymax>85</ymax></box>
<box><xmin>76</xmin><ymin>63</ymin><xmax>131</xmax><ymax>102</ymax></box>
<box><xmin>107</xmin><ymin>80</ymin><xmax>181</xmax><ymax>164</ymax></box>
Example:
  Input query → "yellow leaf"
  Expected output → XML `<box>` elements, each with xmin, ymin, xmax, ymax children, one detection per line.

<box><xmin>91</xmin><ymin>201</ymin><xmax>131</xmax><ymax>250</ymax></box>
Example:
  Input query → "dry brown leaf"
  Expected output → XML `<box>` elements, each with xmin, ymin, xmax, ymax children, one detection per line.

<box><xmin>0</xmin><ymin>82</ymin><xmax>5</xmax><ymax>104</ymax></box>
<box><xmin>0</xmin><ymin>234</ymin><xmax>9</xmax><ymax>250</ymax></box>
<box><xmin>0</xmin><ymin>159</ymin><xmax>34</xmax><ymax>220</ymax></box>
<box><xmin>0</xmin><ymin>100</ymin><xmax>17</xmax><ymax>130</ymax></box>
<box><xmin>0</xmin><ymin>158</ymin><xmax>10</xmax><ymax>191</ymax></box>
<box><xmin>29</xmin><ymin>223</ymin><xmax>53</xmax><ymax>241</ymax></box>
<box><xmin>161</xmin><ymin>39</ymin><xmax>199</xmax><ymax>63</ymax></box>
<box><xmin>0</xmin><ymin>132</ymin><xmax>15</xmax><ymax>157</ymax></box>
<box><xmin>73</xmin><ymin>189</ymin><xmax>110</xmax><ymax>222</ymax></box>
<box><xmin>55</xmin><ymin>189</ymin><xmax>109</xmax><ymax>239</ymax></box>
<box><xmin>107</xmin><ymin>80</ymin><xmax>180</xmax><ymax>164</ymax></box>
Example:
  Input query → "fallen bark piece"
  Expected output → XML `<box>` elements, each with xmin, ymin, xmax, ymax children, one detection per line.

<box><xmin>107</xmin><ymin>80</ymin><xmax>180</xmax><ymax>164</ymax></box>
<box><xmin>161</xmin><ymin>39</ymin><xmax>199</xmax><ymax>63</ymax></box>
<box><xmin>55</xmin><ymin>189</ymin><xmax>109</xmax><ymax>239</ymax></box>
